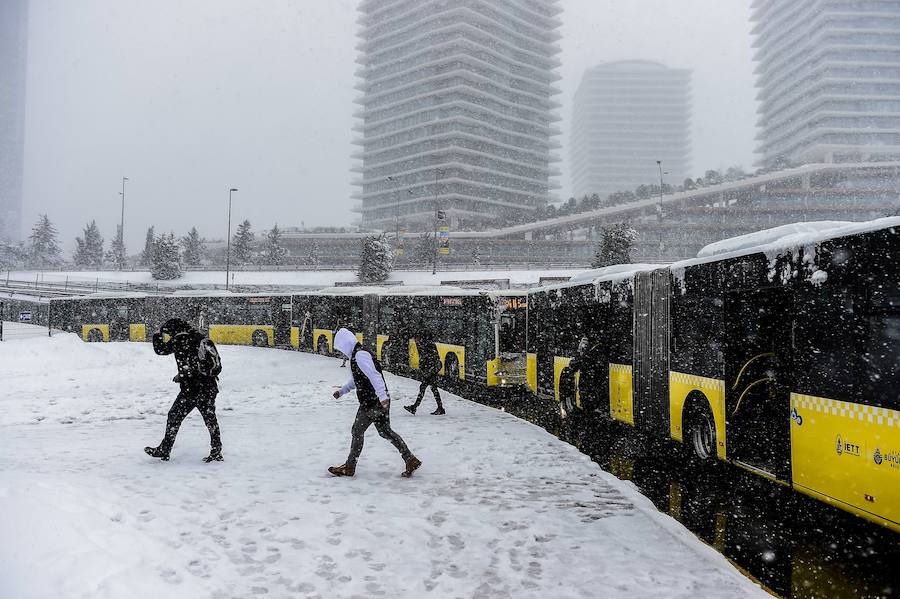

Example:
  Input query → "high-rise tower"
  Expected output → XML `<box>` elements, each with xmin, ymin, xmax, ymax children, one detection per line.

<box><xmin>0</xmin><ymin>0</ymin><xmax>28</xmax><ymax>240</ymax></box>
<box><xmin>570</xmin><ymin>61</ymin><xmax>692</xmax><ymax>202</ymax></box>
<box><xmin>353</xmin><ymin>0</ymin><xmax>562</xmax><ymax>230</ymax></box>
<box><xmin>751</xmin><ymin>0</ymin><xmax>900</xmax><ymax>165</ymax></box>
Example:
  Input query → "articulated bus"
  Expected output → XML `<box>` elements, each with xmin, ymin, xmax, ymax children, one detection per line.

<box><xmin>375</xmin><ymin>288</ymin><xmax>527</xmax><ymax>387</ymax></box>
<box><xmin>290</xmin><ymin>290</ymin><xmax>373</xmax><ymax>355</ymax></box>
<box><xmin>530</xmin><ymin>218</ymin><xmax>900</xmax><ymax>533</ymax></box>
<box><xmin>52</xmin><ymin>293</ymin><xmax>154</xmax><ymax>342</ymax></box>
<box><xmin>289</xmin><ymin>286</ymin><xmax>528</xmax><ymax>388</ymax></box>
<box><xmin>51</xmin><ymin>292</ymin><xmax>292</xmax><ymax>347</ymax></box>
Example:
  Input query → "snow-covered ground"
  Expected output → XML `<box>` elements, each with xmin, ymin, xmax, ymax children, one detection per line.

<box><xmin>0</xmin><ymin>331</ymin><xmax>765</xmax><ymax>598</ymax></box>
<box><xmin>6</xmin><ymin>268</ymin><xmax>584</xmax><ymax>290</ymax></box>
<box><xmin>1</xmin><ymin>320</ymin><xmax>52</xmax><ymax>341</ymax></box>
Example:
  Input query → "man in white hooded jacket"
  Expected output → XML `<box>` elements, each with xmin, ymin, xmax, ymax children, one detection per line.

<box><xmin>328</xmin><ymin>328</ymin><xmax>421</xmax><ymax>478</ymax></box>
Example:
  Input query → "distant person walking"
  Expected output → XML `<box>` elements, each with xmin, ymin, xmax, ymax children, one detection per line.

<box><xmin>144</xmin><ymin>318</ymin><xmax>223</xmax><ymax>463</ymax></box>
<box><xmin>328</xmin><ymin>328</ymin><xmax>421</xmax><ymax>478</ymax></box>
<box><xmin>404</xmin><ymin>335</ymin><xmax>445</xmax><ymax>415</ymax></box>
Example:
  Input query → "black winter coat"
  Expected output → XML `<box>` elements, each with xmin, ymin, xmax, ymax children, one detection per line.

<box><xmin>153</xmin><ymin>330</ymin><xmax>218</xmax><ymax>396</ymax></box>
<box><xmin>417</xmin><ymin>341</ymin><xmax>442</xmax><ymax>375</ymax></box>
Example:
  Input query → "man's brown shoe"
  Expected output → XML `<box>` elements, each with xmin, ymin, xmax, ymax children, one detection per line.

<box><xmin>401</xmin><ymin>456</ymin><xmax>422</xmax><ymax>478</ymax></box>
<box><xmin>328</xmin><ymin>463</ymin><xmax>355</xmax><ymax>477</ymax></box>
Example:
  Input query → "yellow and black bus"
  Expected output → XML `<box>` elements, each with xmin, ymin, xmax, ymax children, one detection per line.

<box><xmin>52</xmin><ymin>293</ymin><xmax>154</xmax><ymax>342</ymax></box>
<box><xmin>375</xmin><ymin>288</ymin><xmax>527</xmax><ymax>388</ymax></box>
<box><xmin>530</xmin><ymin>218</ymin><xmax>900</xmax><ymax>533</ymax></box>
<box><xmin>52</xmin><ymin>292</ymin><xmax>292</xmax><ymax>347</ymax></box>
<box><xmin>290</xmin><ymin>290</ymin><xmax>374</xmax><ymax>356</ymax></box>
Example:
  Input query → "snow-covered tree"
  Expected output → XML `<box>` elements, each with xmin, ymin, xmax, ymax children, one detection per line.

<box><xmin>306</xmin><ymin>243</ymin><xmax>321</xmax><ymax>267</ymax></box>
<box><xmin>151</xmin><ymin>232</ymin><xmax>182</xmax><ymax>280</ymax></box>
<box><xmin>28</xmin><ymin>214</ymin><xmax>61</xmax><ymax>268</ymax></box>
<box><xmin>410</xmin><ymin>232</ymin><xmax>434</xmax><ymax>267</ymax></box>
<box><xmin>592</xmin><ymin>223</ymin><xmax>637</xmax><ymax>268</ymax></box>
<box><xmin>181</xmin><ymin>227</ymin><xmax>204</xmax><ymax>267</ymax></box>
<box><xmin>261</xmin><ymin>223</ymin><xmax>287</xmax><ymax>265</ymax></box>
<box><xmin>73</xmin><ymin>220</ymin><xmax>104</xmax><ymax>269</ymax></box>
<box><xmin>704</xmin><ymin>170</ymin><xmax>724</xmax><ymax>186</ymax></box>
<box><xmin>0</xmin><ymin>239</ymin><xmax>25</xmax><ymax>270</ymax></box>
<box><xmin>231</xmin><ymin>219</ymin><xmax>254</xmax><ymax>266</ymax></box>
<box><xmin>357</xmin><ymin>233</ymin><xmax>393</xmax><ymax>283</ymax></box>
<box><xmin>107</xmin><ymin>225</ymin><xmax>128</xmax><ymax>270</ymax></box>
<box><xmin>140</xmin><ymin>226</ymin><xmax>156</xmax><ymax>267</ymax></box>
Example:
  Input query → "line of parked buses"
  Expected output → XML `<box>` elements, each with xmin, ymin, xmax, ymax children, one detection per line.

<box><xmin>49</xmin><ymin>218</ymin><xmax>900</xmax><ymax>535</ymax></box>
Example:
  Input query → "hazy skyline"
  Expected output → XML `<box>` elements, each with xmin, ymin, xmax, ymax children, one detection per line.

<box><xmin>20</xmin><ymin>0</ymin><xmax>756</xmax><ymax>249</ymax></box>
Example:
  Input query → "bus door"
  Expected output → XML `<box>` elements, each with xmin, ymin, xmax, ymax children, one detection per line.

<box><xmin>110</xmin><ymin>303</ymin><xmax>131</xmax><ymax>341</ymax></box>
<box><xmin>724</xmin><ymin>287</ymin><xmax>792</xmax><ymax>479</ymax></box>
<box><xmin>633</xmin><ymin>269</ymin><xmax>670</xmax><ymax>435</ymax></box>
<box><xmin>274</xmin><ymin>296</ymin><xmax>292</xmax><ymax>347</ymax></box>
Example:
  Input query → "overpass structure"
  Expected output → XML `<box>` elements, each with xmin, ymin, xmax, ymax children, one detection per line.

<box><xmin>276</xmin><ymin>162</ymin><xmax>900</xmax><ymax>267</ymax></box>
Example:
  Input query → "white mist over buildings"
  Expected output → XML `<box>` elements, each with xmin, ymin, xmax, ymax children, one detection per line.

<box><xmin>0</xmin><ymin>0</ymin><xmax>28</xmax><ymax>240</ymax></box>
<box><xmin>353</xmin><ymin>0</ymin><xmax>563</xmax><ymax>230</ymax></box>
<box><xmin>570</xmin><ymin>60</ymin><xmax>692</xmax><ymax>202</ymax></box>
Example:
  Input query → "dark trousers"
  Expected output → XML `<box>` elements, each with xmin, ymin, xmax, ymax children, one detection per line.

<box><xmin>347</xmin><ymin>404</ymin><xmax>412</xmax><ymax>467</ymax></box>
<box><xmin>411</xmin><ymin>371</ymin><xmax>443</xmax><ymax>410</ymax></box>
<box><xmin>159</xmin><ymin>390</ymin><xmax>222</xmax><ymax>454</ymax></box>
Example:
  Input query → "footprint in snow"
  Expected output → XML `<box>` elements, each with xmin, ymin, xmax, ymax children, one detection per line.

<box><xmin>159</xmin><ymin>568</ymin><xmax>182</xmax><ymax>584</ymax></box>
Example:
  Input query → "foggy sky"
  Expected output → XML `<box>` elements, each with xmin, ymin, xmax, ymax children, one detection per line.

<box><xmin>21</xmin><ymin>0</ymin><xmax>757</xmax><ymax>250</ymax></box>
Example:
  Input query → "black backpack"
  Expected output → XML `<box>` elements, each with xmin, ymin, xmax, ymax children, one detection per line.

<box><xmin>197</xmin><ymin>337</ymin><xmax>222</xmax><ymax>377</ymax></box>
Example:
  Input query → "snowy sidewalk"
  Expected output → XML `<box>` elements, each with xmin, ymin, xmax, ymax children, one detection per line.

<box><xmin>0</xmin><ymin>335</ymin><xmax>765</xmax><ymax>598</ymax></box>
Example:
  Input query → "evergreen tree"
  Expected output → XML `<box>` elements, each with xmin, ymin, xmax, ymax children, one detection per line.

<box><xmin>28</xmin><ymin>214</ymin><xmax>61</xmax><ymax>268</ymax></box>
<box><xmin>231</xmin><ymin>219</ymin><xmax>254</xmax><ymax>266</ymax></box>
<box><xmin>592</xmin><ymin>223</ymin><xmax>637</xmax><ymax>268</ymax></box>
<box><xmin>107</xmin><ymin>225</ymin><xmax>128</xmax><ymax>270</ymax></box>
<box><xmin>141</xmin><ymin>226</ymin><xmax>156</xmax><ymax>267</ymax></box>
<box><xmin>357</xmin><ymin>233</ymin><xmax>393</xmax><ymax>283</ymax></box>
<box><xmin>306</xmin><ymin>243</ymin><xmax>321</xmax><ymax>267</ymax></box>
<box><xmin>151</xmin><ymin>232</ymin><xmax>183</xmax><ymax>280</ymax></box>
<box><xmin>704</xmin><ymin>169</ymin><xmax>724</xmax><ymax>185</ymax></box>
<box><xmin>411</xmin><ymin>232</ymin><xmax>434</xmax><ymax>267</ymax></box>
<box><xmin>0</xmin><ymin>239</ymin><xmax>25</xmax><ymax>270</ymax></box>
<box><xmin>181</xmin><ymin>227</ymin><xmax>204</xmax><ymax>267</ymax></box>
<box><xmin>261</xmin><ymin>223</ymin><xmax>287</xmax><ymax>265</ymax></box>
<box><xmin>73</xmin><ymin>220</ymin><xmax>104</xmax><ymax>269</ymax></box>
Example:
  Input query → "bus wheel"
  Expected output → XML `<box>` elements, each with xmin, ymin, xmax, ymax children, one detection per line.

<box><xmin>685</xmin><ymin>400</ymin><xmax>717</xmax><ymax>462</ymax></box>
<box><xmin>317</xmin><ymin>337</ymin><xmax>330</xmax><ymax>355</ymax></box>
<box><xmin>251</xmin><ymin>330</ymin><xmax>268</xmax><ymax>347</ymax></box>
<box><xmin>86</xmin><ymin>328</ymin><xmax>104</xmax><ymax>342</ymax></box>
<box><xmin>443</xmin><ymin>353</ymin><xmax>459</xmax><ymax>380</ymax></box>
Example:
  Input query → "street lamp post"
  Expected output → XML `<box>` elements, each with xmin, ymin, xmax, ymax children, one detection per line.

<box><xmin>119</xmin><ymin>177</ymin><xmax>129</xmax><ymax>265</ymax></box>
<box><xmin>225</xmin><ymin>188</ymin><xmax>238</xmax><ymax>290</ymax></box>
<box><xmin>656</xmin><ymin>161</ymin><xmax>667</xmax><ymax>261</ymax></box>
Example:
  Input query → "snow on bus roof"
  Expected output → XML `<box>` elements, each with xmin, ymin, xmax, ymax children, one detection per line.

<box><xmin>531</xmin><ymin>263</ymin><xmax>662</xmax><ymax>293</ymax></box>
<box><xmin>675</xmin><ymin>216</ymin><xmax>900</xmax><ymax>270</ymax></box>
<box><xmin>568</xmin><ymin>263</ymin><xmax>662</xmax><ymax>283</ymax></box>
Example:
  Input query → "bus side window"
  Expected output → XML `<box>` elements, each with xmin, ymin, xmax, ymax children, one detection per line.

<box><xmin>794</xmin><ymin>287</ymin><xmax>861</xmax><ymax>403</ymax></box>
<box><xmin>861</xmin><ymin>280</ymin><xmax>900</xmax><ymax>410</ymax></box>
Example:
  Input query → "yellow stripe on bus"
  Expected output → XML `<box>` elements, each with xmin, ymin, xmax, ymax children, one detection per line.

<box><xmin>790</xmin><ymin>392</ymin><xmax>900</xmax><ymax>534</ymax></box>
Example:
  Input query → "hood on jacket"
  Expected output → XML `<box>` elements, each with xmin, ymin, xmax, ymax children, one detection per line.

<box><xmin>334</xmin><ymin>328</ymin><xmax>358</xmax><ymax>359</ymax></box>
<box><xmin>162</xmin><ymin>318</ymin><xmax>193</xmax><ymax>336</ymax></box>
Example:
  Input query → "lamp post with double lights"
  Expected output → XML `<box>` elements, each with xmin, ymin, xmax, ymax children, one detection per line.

<box><xmin>225</xmin><ymin>188</ymin><xmax>238</xmax><ymax>290</ymax></box>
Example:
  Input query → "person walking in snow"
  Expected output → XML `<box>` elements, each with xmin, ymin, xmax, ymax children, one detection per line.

<box><xmin>144</xmin><ymin>318</ymin><xmax>223</xmax><ymax>463</ymax></box>
<box><xmin>404</xmin><ymin>334</ymin><xmax>445</xmax><ymax>415</ymax></box>
<box><xmin>328</xmin><ymin>328</ymin><xmax>421</xmax><ymax>478</ymax></box>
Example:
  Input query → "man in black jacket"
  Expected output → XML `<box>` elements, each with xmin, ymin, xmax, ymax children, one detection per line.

<box><xmin>144</xmin><ymin>318</ymin><xmax>223</xmax><ymax>462</ymax></box>
<box><xmin>329</xmin><ymin>328</ymin><xmax>421</xmax><ymax>478</ymax></box>
<box><xmin>404</xmin><ymin>335</ymin><xmax>445</xmax><ymax>415</ymax></box>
